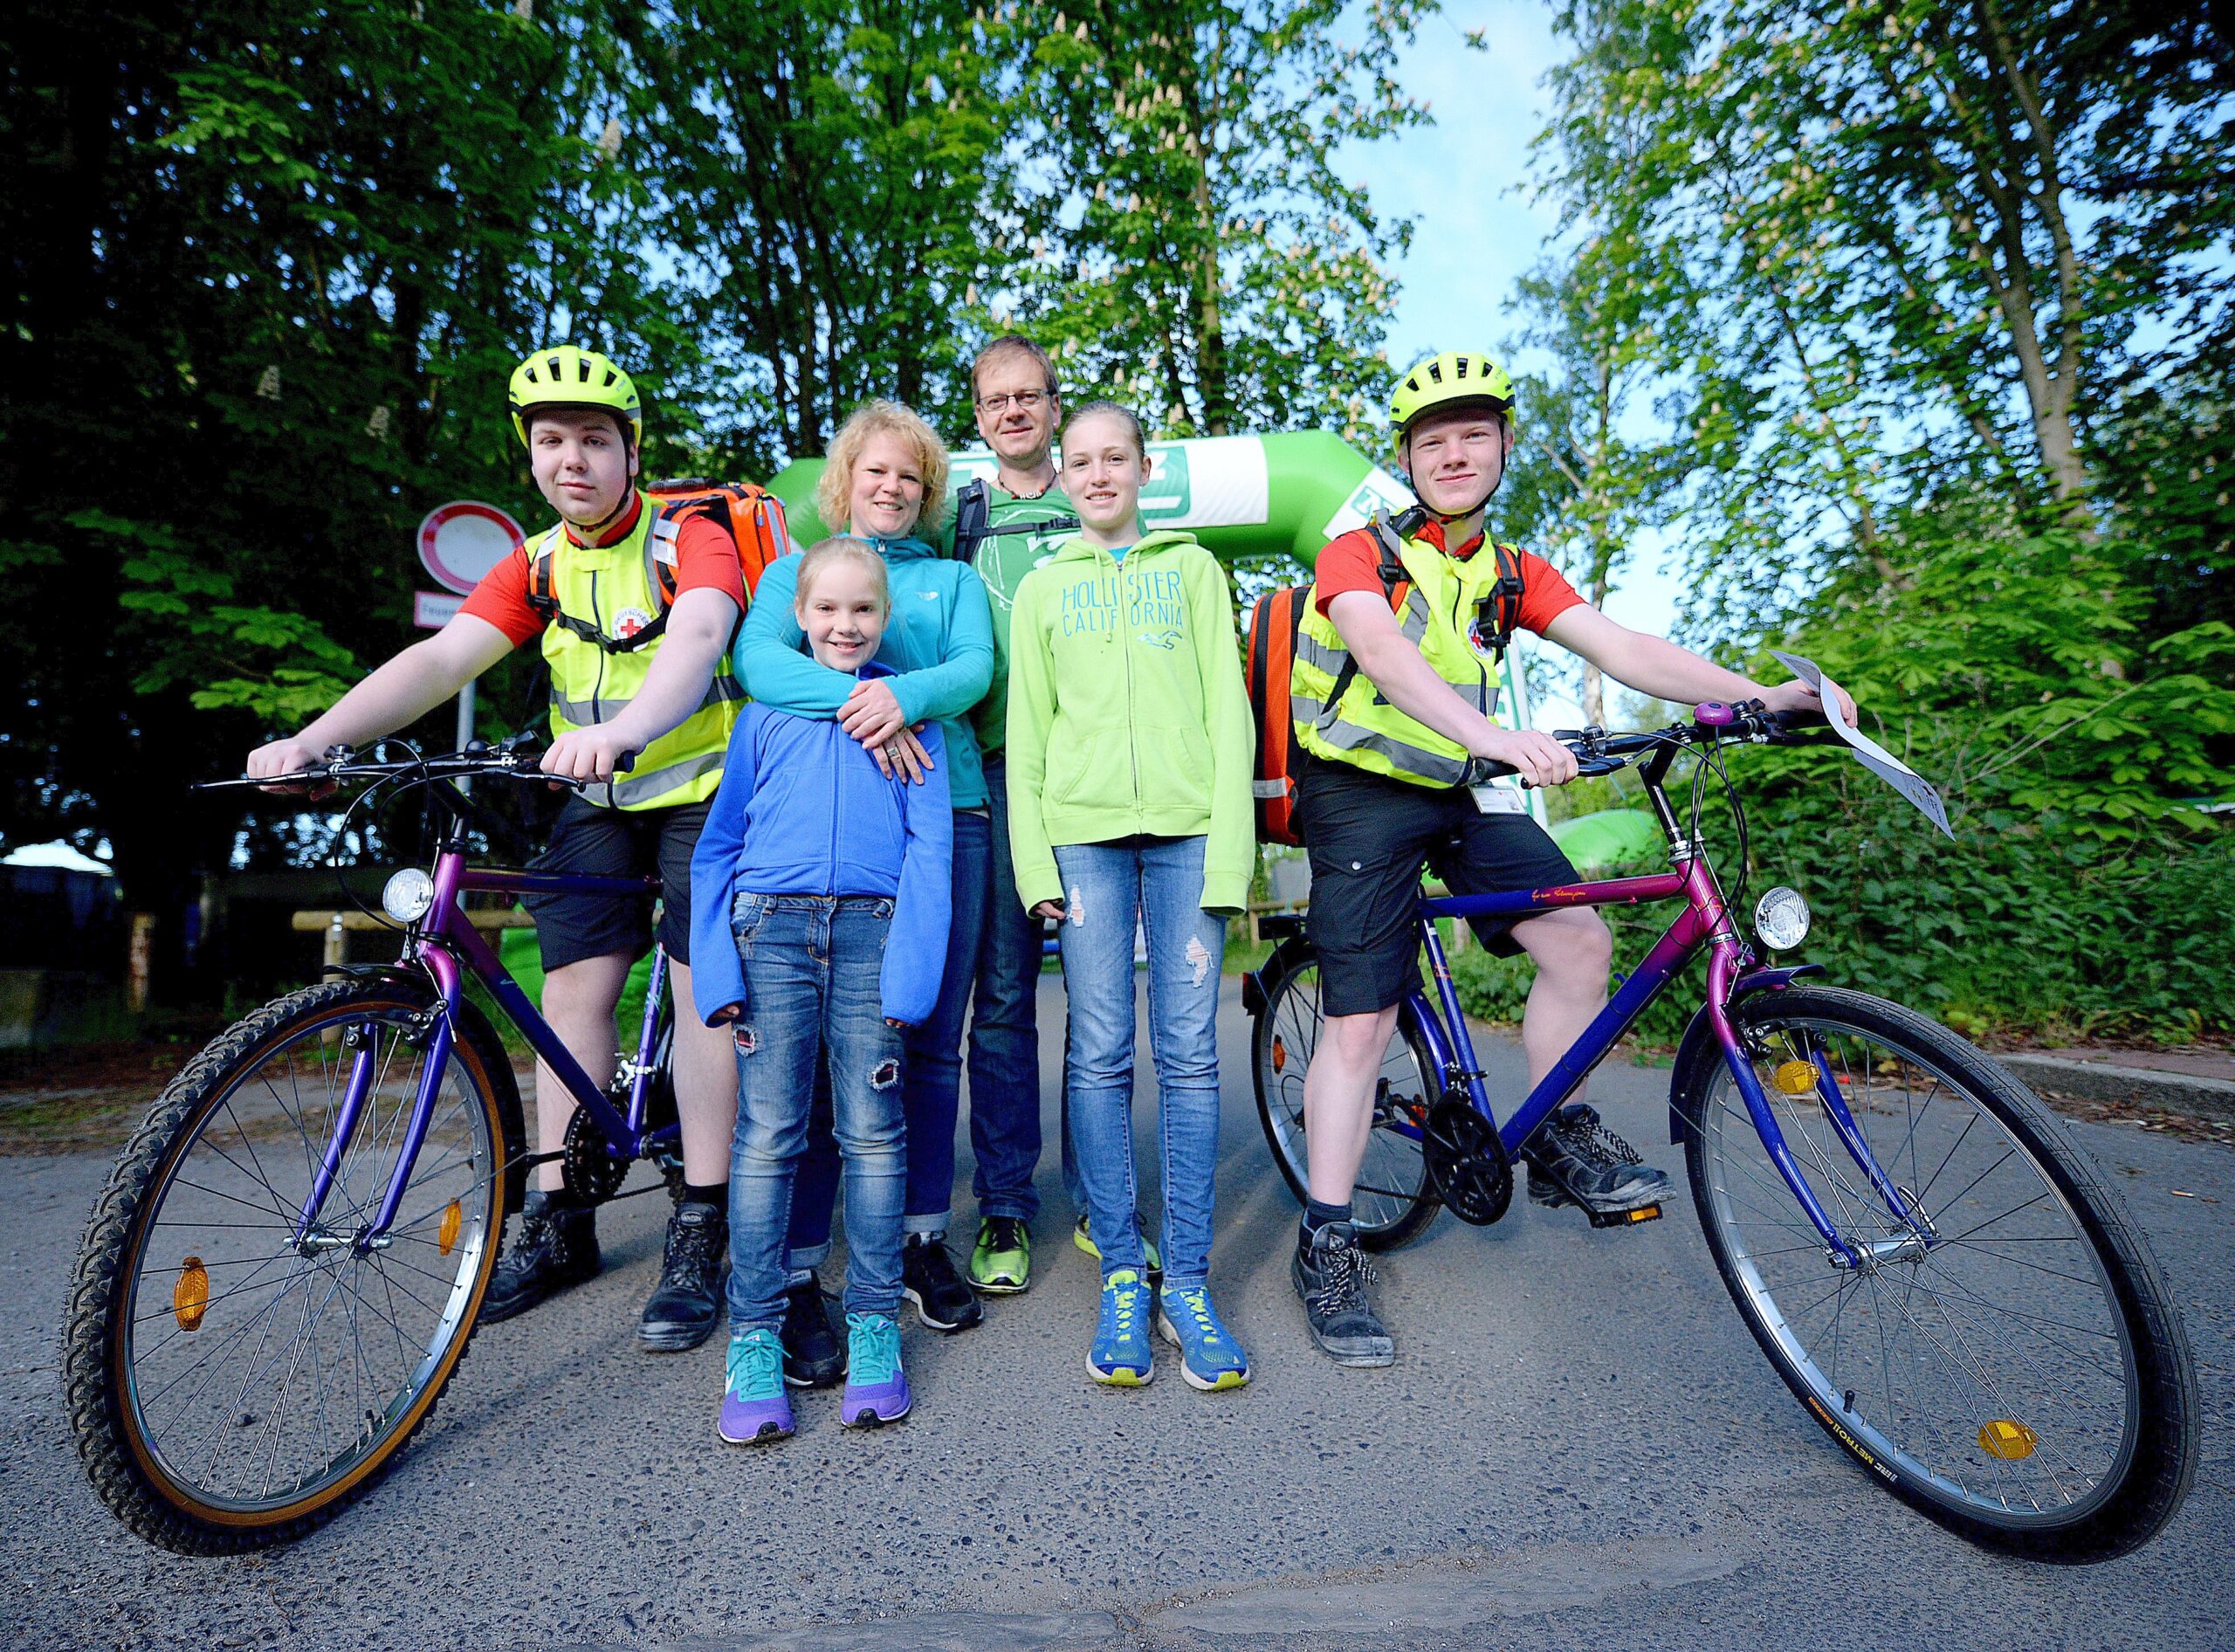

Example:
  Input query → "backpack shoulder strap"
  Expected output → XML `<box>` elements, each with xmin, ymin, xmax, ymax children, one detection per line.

<box><xmin>952</xmin><ymin>478</ymin><xmax>991</xmax><ymax>564</ymax></box>
<box><xmin>1477</xmin><ymin>541</ymin><xmax>1527</xmax><ymax>664</ymax></box>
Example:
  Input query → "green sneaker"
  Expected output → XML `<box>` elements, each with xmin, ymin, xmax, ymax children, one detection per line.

<box><xmin>969</xmin><ymin>1215</ymin><xmax>1032</xmax><ymax>1294</ymax></box>
<box><xmin>1072</xmin><ymin>1213</ymin><xmax>1163</xmax><ymax>1284</ymax></box>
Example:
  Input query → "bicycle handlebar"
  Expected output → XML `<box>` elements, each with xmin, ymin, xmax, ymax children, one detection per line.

<box><xmin>196</xmin><ymin>733</ymin><xmax>597</xmax><ymax>795</ymax></box>
<box><xmin>1459</xmin><ymin>699</ymin><xmax>1829</xmax><ymax>787</ymax></box>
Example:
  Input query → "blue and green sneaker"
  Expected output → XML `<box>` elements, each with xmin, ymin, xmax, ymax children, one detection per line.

<box><xmin>1088</xmin><ymin>1269</ymin><xmax>1154</xmax><ymax>1387</ymax></box>
<box><xmin>1157</xmin><ymin>1286</ymin><xmax>1251</xmax><ymax>1392</ymax></box>
<box><xmin>1072</xmin><ymin>1213</ymin><xmax>1163</xmax><ymax>1283</ymax></box>
<box><xmin>718</xmin><ymin>1328</ymin><xmax>794</xmax><ymax>1444</ymax></box>
<box><xmin>839</xmin><ymin>1311</ymin><xmax>911</xmax><ymax>1428</ymax></box>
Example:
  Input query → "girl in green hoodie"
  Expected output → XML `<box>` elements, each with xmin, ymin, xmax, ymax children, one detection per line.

<box><xmin>1006</xmin><ymin>401</ymin><xmax>1256</xmax><ymax>1393</ymax></box>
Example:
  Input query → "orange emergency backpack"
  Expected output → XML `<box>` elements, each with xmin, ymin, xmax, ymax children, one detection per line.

<box><xmin>526</xmin><ymin>478</ymin><xmax>793</xmax><ymax>653</ymax></box>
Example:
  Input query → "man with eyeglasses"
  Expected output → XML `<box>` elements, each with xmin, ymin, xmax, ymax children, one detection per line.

<box><xmin>946</xmin><ymin>335</ymin><xmax>1115</xmax><ymax>1298</ymax></box>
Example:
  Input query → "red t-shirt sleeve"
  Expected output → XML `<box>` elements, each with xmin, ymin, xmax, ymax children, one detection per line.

<box><xmin>456</xmin><ymin>544</ymin><xmax>544</xmax><ymax>647</ymax></box>
<box><xmin>1512</xmin><ymin>548</ymin><xmax>1585</xmax><ymax>636</ymax></box>
<box><xmin>1310</xmin><ymin>528</ymin><xmax>1387</xmax><ymax>620</ymax></box>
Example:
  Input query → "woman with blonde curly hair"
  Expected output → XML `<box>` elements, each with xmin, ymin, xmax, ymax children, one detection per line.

<box><xmin>734</xmin><ymin>397</ymin><xmax>999</xmax><ymax>1372</ymax></box>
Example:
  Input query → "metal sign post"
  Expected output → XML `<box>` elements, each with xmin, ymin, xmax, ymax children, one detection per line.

<box><xmin>416</xmin><ymin>501</ymin><xmax>525</xmax><ymax>793</ymax></box>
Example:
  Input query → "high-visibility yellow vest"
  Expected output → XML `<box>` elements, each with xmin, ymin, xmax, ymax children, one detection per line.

<box><xmin>531</xmin><ymin>493</ymin><xmax>741</xmax><ymax>810</ymax></box>
<box><xmin>1290</xmin><ymin>513</ymin><xmax>1523</xmax><ymax>789</ymax></box>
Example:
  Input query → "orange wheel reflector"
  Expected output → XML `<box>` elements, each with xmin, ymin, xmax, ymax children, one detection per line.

<box><xmin>1773</xmin><ymin>1059</ymin><xmax>1819</xmax><ymax>1096</ymax></box>
<box><xmin>174</xmin><ymin>1256</ymin><xmax>210</xmax><ymax>1332</ymax></box>
<box><xmin>437</xmin><ymin>1199</ymin><xmax>464</xmax><ymax>1257</ymax></box>
<box><xmin>1271</xmin><ymin>1037</ymin><xmax>1287</xmax><ymax>1073</ymax></box>
<box><xmin>1978</xmin><ymin>1419</ymin><xmax>2037</xmax><ymax>1461</ymax></box>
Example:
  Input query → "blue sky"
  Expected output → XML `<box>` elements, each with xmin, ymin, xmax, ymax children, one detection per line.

<box><xmin>1338</xmin><ymin>0</ymin><xmax>1687</xmax><ymax>723</ymax></box>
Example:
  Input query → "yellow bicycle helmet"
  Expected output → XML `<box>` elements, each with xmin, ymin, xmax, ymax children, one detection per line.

<box><xmin>508</xmin><ymin>345</ymin><xmax>643</xmax><ymax>449</ymax></box>
<box><xmin>1387</xmin><ymin>350</ymin><xmax>1516</xmax><ymax>444</ymax></box>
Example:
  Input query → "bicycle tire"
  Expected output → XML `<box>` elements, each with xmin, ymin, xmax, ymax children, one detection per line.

<box><xmin>1679</xmin><ymin>986</ymin><xmax>2197</xmax><ymax>1561</ymax></box>
<box><xmin>1252</xmin><ymin>945</ymin><xmax>1440</xmax><ymax>1250</ymax></box>
<box><xmin>62</xmin><ymin>977</ymin><xmax>521</xmax><ymax>1554</ymax></box>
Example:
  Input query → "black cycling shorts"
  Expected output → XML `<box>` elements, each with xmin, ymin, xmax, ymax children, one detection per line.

<box><xmin>522</xmin><ymin>795</ymin><xmax>711</xmax><ymax>972</ymax></box>
<box><xmin>1293</xmin><ymin>749</ymin><xmax>1579</xmax><ymax>1019</ymax></box>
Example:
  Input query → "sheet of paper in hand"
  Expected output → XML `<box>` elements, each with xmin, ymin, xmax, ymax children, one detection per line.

<box><xmin>1771</xmin><ymin>650</ymin><xmax>1953</xmax><ymax>839</ymax></box>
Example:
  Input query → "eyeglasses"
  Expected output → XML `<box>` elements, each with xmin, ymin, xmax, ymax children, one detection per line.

<box><xmin>975</xmin><ymin>389</ymin><xmax>1051</xmax><ymax>414</ymax></box>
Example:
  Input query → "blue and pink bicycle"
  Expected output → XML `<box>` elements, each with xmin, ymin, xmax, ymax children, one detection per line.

<box><xmin>1247</xmin><ymin>678</ymin><xmax>2197</xmax><ymax>1561</ymax></box>
<box><xmin>64</xmin><ymin>739</ymin><xmax>687</xmax><ymax>1554</ymax></box>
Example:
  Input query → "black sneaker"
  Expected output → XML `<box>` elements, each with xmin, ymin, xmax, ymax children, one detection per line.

<box><xmin>781</xmin><ymin>1273</ymin><xmax>846</xmax><ymax>1388</ymax></box>
<box><xmin>480</xmin><ymin>1189</ymin><xmax>600</xmax><ymax>1324</ymax></box>
<box><xmin>1525</xmin><ymin>1103</ymin><xmax>1674</xmax><ymax>1215</ymax></box>
<box><xmin>1290</xmin><ymin>1221</ymin><xmax>1395</xmax><ymax>1367</ymax></box>
<box><xmin>902</xmin><ymin>1232</ymin><xmax>984</xmax><ymax>1332</ymax></box>
<box><xmin>638</xmin><ymin>1201</ymin><xmax>726</xmax><ymax>1351</ymax></box>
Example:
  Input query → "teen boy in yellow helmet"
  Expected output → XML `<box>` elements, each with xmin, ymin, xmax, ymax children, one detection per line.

<box><xmin>1288</xmin><ymin>350</ymin><xmax>1853</xmax><ymax>1367</ymax></box>
<box><xmin>246</xmin><ymin>346</ymin><xmax>749</xmax><ymax>1350</ymax></box>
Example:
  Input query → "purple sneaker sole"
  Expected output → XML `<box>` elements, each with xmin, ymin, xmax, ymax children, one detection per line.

<box><xmin>839</xmin><ymin>1371</ymin><xmax>912</xmax><ymax>1428</ymax></box>
<box><xmin>718</xmin><ymin>1390</ymin><xmax>794</xmax><ymax>1445</ymax></box>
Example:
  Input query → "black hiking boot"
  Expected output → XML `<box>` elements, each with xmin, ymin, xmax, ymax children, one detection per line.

<box><xmin>480</xmin><ymin>1189</ymin><xmax>600</xmax><ymax>1324</ymax></box>
<box><xmin>781</xmin><ymin>1272</ymin><xmax>846</xmax><ymax>1388</ymax></box>
<box><xmin>638</xmin><ymin>1201</ymin><xmax>727</xmax><ymax>1351</ymax></box>
<box><xmin>1291</xmin><ymin>1221</ymin><xmax>1395</xmax><ymax>1367</ymax></box>
<box><xmin>902</xmin><ymin>1232</ymin><xmax>983</xmax><ymax>1332</ymax></box>
<box><xmin>1525</xmin><ymin>1103</ymin><xmax>1674</xmax><ymax>1218</ymax></box>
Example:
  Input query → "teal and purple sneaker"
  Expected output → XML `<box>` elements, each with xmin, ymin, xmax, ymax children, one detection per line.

<box><xmin>719</xmin><ymin>1327</ymin><xmax>794</xmax><ymax>1445</ymax></box>
<box><xmin>1087</xmin><ymin>1269</ymin><xmax>1154</xmax><ymax>1387</ymax></box>
<box><xmin>1157</xmin><ymin>1285</ymin><xmax>1251</xmax><ymax>1392</ymax></box>
<box><xmin>839</xmin><ymin>1312</ymin><xmax>911</xmax><ymax>1428</ymax></box>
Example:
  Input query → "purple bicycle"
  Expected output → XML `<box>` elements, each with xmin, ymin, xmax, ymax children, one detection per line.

<box><xmin>65</xmin><ymin>739</ymin><xmax>685</xmax><ymax>1554</ymax></box>
<box><xmin>1247</xmin><ymin>682</ymin><xmax>2197</xmax><ymax>1561</ymax></box>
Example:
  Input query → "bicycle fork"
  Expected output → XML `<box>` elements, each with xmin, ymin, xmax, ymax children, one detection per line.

<box><xmin>1704</xmin><ymin>944</ymin><xmax>1938</xmax><ymax>1270</ymax></box>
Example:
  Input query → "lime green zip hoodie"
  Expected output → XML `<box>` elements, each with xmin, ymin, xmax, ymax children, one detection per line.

<box><xmin>1005</xmin><ymin>528</ymin><xmax>1256</xmax><ymax>915</ymax></box>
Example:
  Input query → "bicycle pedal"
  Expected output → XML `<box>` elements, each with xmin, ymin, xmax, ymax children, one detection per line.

<box><xmin>1584</xmin><ymin>1202</ymin><xmax>1664</xmax><ymax>1229</ymax></box>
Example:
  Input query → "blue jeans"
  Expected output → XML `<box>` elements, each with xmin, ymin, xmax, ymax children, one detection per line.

<box><xmin>1054</xmin><ymin>836</ymin><xmax>1226</xmax><ymax>1289</ymax></box>
<box><xmin>726</xmin><ymin>894</ymin><xmax>907</xmax><ymax>1329</ymax></box>
<box><xmin>970</xmin><ymin>757</ymin><xmax>1050</xmax><ymax>1223</ymax></box>
<box><xmin>786</xmin><ymin>809</ymin><xmax>990</xmax><ymax>1262</ymax></box>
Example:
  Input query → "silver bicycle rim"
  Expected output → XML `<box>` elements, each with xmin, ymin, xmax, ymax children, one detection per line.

<box><xmin>1697</xmin><ymin>1016</ymin><xmax>2139</xmax><ymax>1527</ymax></box>
<box><xmin>119</xmin><ymin>1006</ymin><xmax>497</xmax><ymax>1515</ymax></box>
<box><xmin>1262</xmin><ymin>963</ymin><xmax>1430</xmax><ymax>1235</ymax></box>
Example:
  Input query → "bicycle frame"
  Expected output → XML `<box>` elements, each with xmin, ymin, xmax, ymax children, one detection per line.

<box><xmin>1403</xmin><ymin>823</ymin><xmax>1934</xmax><ymax>1271</ymax></box>
<box><xmin>295</xmin><ymin>827</ymin><xmax>671</xmax><ymax>1248</ymax></box>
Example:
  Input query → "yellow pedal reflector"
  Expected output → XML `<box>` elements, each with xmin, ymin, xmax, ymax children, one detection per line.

<box><xmin>1978</xmin><ymin>1419</ymin><xmax>2037</xmax><ymax>1461</ymax></box>
<box><xmin>174</xmin><ymin>1256</ymin><xmax>210</xmax><ymax>1332</ymax></box>
<box><xmin>1627</xmin><ymin>1205</ymin><xmax>1662</xmax><ymax>1222</ymax></box>
<box><xmin>1773</xmin><ymin>1059</ymin><xmax>1819</xmax><ymax>1096</ymax></box>
<box><xmin>437</xmin><ymin>1199</ymin><xmax>464</xmax><ymax>1257</ymax></box>
<box><xmin>1271</xmin><ymin>1037</ymin><xmax>1287</xmax><ymax>1074</ymax></box>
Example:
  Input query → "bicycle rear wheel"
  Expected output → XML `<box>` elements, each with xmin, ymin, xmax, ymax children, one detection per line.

<box><xmin>1681</xmin><ymin>986</ymin><xmax>2196</xmax><ymax>1561</ymax></box>
<box><xmin>63</xmin><ymin>977</ymin><xmax>519</xmax><ymax>1553</ymax></box>
<box><xmin>1252</xmin><ymin>946</ymin><xmax>1439</xmax><ymax>1250</ymax></box>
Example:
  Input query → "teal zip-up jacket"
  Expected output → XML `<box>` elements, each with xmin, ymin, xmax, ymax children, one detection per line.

<box><xmin>1005</xmin><ymin>528</ymin><xmax>1255</xmax><ymax>914</ymax></box>
<box><xmin>734</xmin><ymin>535</ymin><xmax>996</xmax><ymax>809</ymax></box>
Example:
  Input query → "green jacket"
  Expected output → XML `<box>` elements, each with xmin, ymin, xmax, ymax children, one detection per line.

<box><xmin>1005</xmin><ymin>529</ymin><xmax>1256</xmax><ymax>915</ymax></box>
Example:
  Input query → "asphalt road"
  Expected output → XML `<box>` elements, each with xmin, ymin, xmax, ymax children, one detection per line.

<box><xmin>4</xmin><ymin>976</ymin><xmax>2230</xmax><ymax>1651</ymax></box>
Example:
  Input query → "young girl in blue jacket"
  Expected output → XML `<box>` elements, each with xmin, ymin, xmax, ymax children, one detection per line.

<box><xmin>691</xmin><ymin>539</ymin><xmax>953</xmax><ymax>1442</ymax></box>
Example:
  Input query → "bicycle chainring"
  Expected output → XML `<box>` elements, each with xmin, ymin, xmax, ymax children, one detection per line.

<box><xmin>560</xmin><ymin>1107</ymin><xmax>631</xmax><ymax>1204</ymax></box>
<box><xmin>1422</xmin><ymin>1098</ymin><xmax>1513</xmax><ymax>1227</ymax></box>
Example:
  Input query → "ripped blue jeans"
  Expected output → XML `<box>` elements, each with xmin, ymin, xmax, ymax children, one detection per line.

<box><xmin>726</xmin><ymin>893</ymin><xmax>907</xmax><ymax>1331</ymax></box>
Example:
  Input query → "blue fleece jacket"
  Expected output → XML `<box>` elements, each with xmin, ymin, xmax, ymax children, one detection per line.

<box><xmin>734</xmin><ymin>536</ymin><xmax>996</xmax><ymax>809</ymax></box>
<box><xmin>688</xmin><ymin>666</ymin><xmax>953</xmax><ymax>1028</ymax></box>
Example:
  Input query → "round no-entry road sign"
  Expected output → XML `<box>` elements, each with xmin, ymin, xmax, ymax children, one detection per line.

<box><xmin>417</xmin><ymin>500</ymin><xmax>526</xmax><ymax>595</ymax></box>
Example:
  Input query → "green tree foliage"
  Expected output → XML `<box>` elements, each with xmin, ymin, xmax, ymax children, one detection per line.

<box><xmin>617</xmin><ymin>1</ymin><xmax>1013</xmax><ymax>473</ymax></box>
<box><xmin>0</xmin><ymin>0</ymin><xmax>682</xmax><ymax>929</ymax></box>
<box><xmin>987</xmin><ymin>0</ymin><xmax>1465</xmax><ymax>438</ymax></box>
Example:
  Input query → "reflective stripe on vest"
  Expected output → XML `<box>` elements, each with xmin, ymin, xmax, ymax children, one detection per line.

<box><xmin>540</xmin><ymin>493</ymin><xmax>739</xmax><ymax>811</ymax></box>
<box><xmin>1289</xmin><ymin>518</ymin><xmax>1510</xmax><ymax>790</ymax></box>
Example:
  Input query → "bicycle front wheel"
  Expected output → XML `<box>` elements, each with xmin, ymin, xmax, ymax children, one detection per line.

<box><xmin>63</xmin><ymin>978</ymin><xmax>519</xmax><ymax>1553</ymax></box>
<box><xmin>1681</xmin><ymin>986</ymin><xmax>2196</xmax><ymax>1561</ymax></box>
<box><xmin>1252</xmin><ymin>946</ymin><xmax>1439</xmax><ymax>1250</ymax></box>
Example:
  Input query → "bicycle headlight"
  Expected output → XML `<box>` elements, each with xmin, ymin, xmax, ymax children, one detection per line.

<box><xmin>382</xmin><ymin>868</ymin><xmax>436</xmax><ymax>924</ymax></box>
<box><xmin>1754</xmin><ymin>885</ymin><xmax>1811</xmax><ymax>952</ymax></box>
